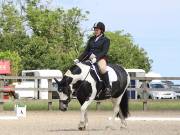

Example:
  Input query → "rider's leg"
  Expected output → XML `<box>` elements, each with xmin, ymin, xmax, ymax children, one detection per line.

<box><xmin>98</xmin><ymin>58</ymin><xmax>107</xmax><ymax>74</ymax></box>
<box><xmin>98</xmin><ymin>59</ymin><xmax>111</xmax><ymax>96</ymax></box>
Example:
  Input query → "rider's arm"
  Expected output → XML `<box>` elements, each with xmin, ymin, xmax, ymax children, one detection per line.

<box><xmin>78</xmin><ymin>40</ymin><xmax>91</xmax><ymax>61</ymax></box>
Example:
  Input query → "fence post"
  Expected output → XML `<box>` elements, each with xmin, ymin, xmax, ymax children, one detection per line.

<box><xmin>37</xmin><ymin>79</ymin><xmax>40</xmax><ymax>99</ymax></box>
<box><xmin>48</xmin><ymin>79</ymin><xmax>52</xmax><ymax>110</ymax></box>
<box><xmin>0</xmin><ymin>79</ymin><xmax>4</xmax><ymax>111</ymax></box>
<box><xmin>142</xmin><ymin>81</ymin><xmax>148</xmax><ymax>111</ymax></box>
<box><xmin>96</xmin><ymin>101</ymin><xmax>101</xmax><ymax>110</ymax></box>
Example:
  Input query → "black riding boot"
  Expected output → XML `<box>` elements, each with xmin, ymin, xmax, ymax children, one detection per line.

<box><xmin>102</xmin><ymin>72</ymin><xmax>112</xmax><ymax>97</ymax></box>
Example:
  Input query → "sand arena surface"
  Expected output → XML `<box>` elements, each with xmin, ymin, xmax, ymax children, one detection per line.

<box><xmin>0</xmin><ymin>110</ymin><xmax>180</xmax><ymax>135</ymax></box>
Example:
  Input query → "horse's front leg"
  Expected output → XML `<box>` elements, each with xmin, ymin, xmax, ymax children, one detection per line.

<box><xmin>78</xmin><ymin>99</ymin><xmax>93</xmax><ymax>130</ymax></box>
<box><xmin>85</xmin><ymin>111</ymin><xmax>88</xmax><ymax>127</ymax></box>
<box><xmin>80</xmin><ymin>108</ymin><xmax>88</xmax><ymax>129</ymax></box>
<box><xmin>78</xmin><ymin>84</ymin><xmax>96</xmax><ymax>130</ymax></box>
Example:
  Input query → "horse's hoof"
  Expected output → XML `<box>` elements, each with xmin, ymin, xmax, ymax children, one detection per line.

<box><xmin>78</xmin><ymin>126</ymin><xmax>86</xmax><ymax>131</ymax></box>
<box><xmin>120</xmin><ymin>124</ymin><xmax>127</xmax><ymax>129</ymax></box>
<box><xmin>78</xmin><ymin>122</ymin><xmax>86</xmax><ymax>131</ymax></box>
<box><xmin>105</xmin><ymin>125</ymin><xmax>113</xmax><ymax>130</ymax></box>
<box><xmin>121</xmin><ymin>121</ymin><xmax>127</xmax><ymax>129</ymax></box>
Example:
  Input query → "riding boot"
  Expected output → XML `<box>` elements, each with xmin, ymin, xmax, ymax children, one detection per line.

<box><xmin>102</xmin><ymin>72</ymin><xmax>112</xmax><ymax>97</ymax></box>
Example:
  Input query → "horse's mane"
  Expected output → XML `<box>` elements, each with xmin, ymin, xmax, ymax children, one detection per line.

<box><xmin>81</xmin><ymin>61</ymin><xmax>91</xmax><ymax>66</ymax></box>
<box><xmin>69</xmin><ymin>65</ymin><xmax>82</xmax><ymax>74</ymax></box>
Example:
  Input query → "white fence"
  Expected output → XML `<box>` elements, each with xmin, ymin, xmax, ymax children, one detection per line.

<box><xmin>0</xmin><ymin>76</ymin><xmax>180</xmax><ymax>111</ymax></box>
<box><xmin>0</xmin><ymin>76</ymin><xmax>62</xmax><ymax>111</ymax></box>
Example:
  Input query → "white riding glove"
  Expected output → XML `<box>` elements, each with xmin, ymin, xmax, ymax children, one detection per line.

<box><xmin>89</xmin><ymin>53</ymin><xmax>96</xmax><ymax>60</ymax></box>
<box><xmin>91</xmin><ymin>57</ymin><xmax>97</xmax><ymax>64</ymax></box>
<box><xmin>73</xmin><ymin>59</ymin><xmax>79</xmax><ymax>64</ymax></box>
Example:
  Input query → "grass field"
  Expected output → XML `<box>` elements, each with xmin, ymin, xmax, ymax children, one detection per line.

<box><xmin>2</xmin><ymin>99</ymin><xmax>180</xmax><ymax>111</ymax></box>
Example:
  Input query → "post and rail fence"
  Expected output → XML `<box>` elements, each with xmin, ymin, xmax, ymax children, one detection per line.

<box><xmin>129</xmin><ymin>77</ymin><xmax>180</xmax><ymax>110</ymax></box>
<box><xmin>0</xmin><ymin>76</ymin><xmax>62</xmax><ymax>111</ymax></box>
<box><xmin>0</xmin><ymin>76</ymin><xmax>180</xmax><ymax>111</ymax></box>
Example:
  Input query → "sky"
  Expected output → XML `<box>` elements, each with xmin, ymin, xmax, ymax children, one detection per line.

<box><xmin>50</xmin><ymin>0</ymin><xmax>180</xmax><ymax>78</ymax></box>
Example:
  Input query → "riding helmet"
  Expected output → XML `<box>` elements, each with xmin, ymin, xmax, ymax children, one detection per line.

<box><xmin>93</xmin><ymin>22</ymin><xmax>105</xmax><ymax>32</ymax></box>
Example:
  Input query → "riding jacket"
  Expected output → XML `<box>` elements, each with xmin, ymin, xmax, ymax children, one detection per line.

<box><xmin>78</xmin><ymin>34</ymin><xmax>110</xmax><ymax>62</ymax></box>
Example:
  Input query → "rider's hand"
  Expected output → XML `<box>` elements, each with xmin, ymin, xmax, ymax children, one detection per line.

<box><xmin>74</xmin><ymin>59</ymin><xmax>79</xmax><ymax>64</ymax></box>
<box><xmin>89</xmin><ymin>53</ymin><xmax>96</xmax><ymax>59</ymax></box>
<box><xmin>91</xmin><ymin>57</ymin><xmax>97</xmax><ymax>64</ymax></box>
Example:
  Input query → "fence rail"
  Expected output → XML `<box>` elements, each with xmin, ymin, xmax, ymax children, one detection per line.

<box><xmin>131</xmin><ymin>77</ymin><xmax>180</xmax><ymax>80</ymax></box>
<box><xmin>0</xmin><ymin>76</ymin><xmax>180</xmax><ymax>80</ymax></box>
<box><xmin>0</xmin><ymin>76</ymin><xmax>62</xmax><ymax>111</ymax></box>
<box><xmin>0</xmin><ymin>76</ymin><xmax>180</xmax><ymax>111</ymax></box>
<box><xmin>129</xmin><ymin>77</ymin><xmax>180</xmax><ymax>110</ymax></box>
<box><xmin>0</xmin><ymin>76</ymin><xmax>62</xmax><ymax>80</ymax></box>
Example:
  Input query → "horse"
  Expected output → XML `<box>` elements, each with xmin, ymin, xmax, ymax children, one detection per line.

<box><xmin>54</xmin><ymin>61</ymin><xmax>130</xmax><ymax>130</ymax></box>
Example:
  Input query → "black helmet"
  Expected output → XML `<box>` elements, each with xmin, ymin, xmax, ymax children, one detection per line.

<box><xmin>93</xmin><ymin>22</ymin><xmax>105</xmax><ymax>32</ymax></box>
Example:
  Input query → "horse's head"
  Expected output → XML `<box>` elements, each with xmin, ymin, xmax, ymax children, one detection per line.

<box><xmin>54</xmin><ymin>64</ymin><xmax>89</xmax><ymax>111</ymax></box>
<box><xmin>54</xmin><ymin>76</ymin><xmax>72</xmax><ymax>111</ymax></box>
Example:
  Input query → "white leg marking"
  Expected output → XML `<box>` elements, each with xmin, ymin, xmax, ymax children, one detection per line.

<box><xmin>85</xmin><ymin>111</ymin><xmax>88</xmax><ymax>128</ymax></box>
<box><xmin>106</xmin><ymin>95</ymin><xmax>123</xmax><ymax>130</ymax></box>
<box><xmin>79</xmin><ymin>81</ymin><xmax>97</xmax><ymax>130</ymax></box>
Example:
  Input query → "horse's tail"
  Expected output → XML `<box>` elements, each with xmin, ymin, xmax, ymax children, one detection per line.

<box><xmin>119</xmin><ymin>90</ymin><xmax>129</xmax><ymax>118</ymax></box>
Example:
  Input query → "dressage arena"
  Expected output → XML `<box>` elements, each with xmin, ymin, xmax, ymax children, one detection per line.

<box><xmin>0</xmin><ymin>111</ymin><xmax>180</xmax><ymax>135</ymax></box>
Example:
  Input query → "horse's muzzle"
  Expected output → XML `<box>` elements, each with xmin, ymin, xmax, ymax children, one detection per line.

<box><xmin>60</xmin><ymin>101</ymin><xmax>68</xmax><ymax>111</ymax></box>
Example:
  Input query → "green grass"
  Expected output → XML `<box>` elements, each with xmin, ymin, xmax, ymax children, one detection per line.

<box><xmin>2</xmin><ymin>99</ymin><xmax>180</xmax><ymax>111</ymax></box>
<box><xmin>147</xmin><ymin>100</ymin><xmax>180</xmax><ymax>110</ymax></box>
<box><xmin>3</xmin><ymin>100</ymin><xmax>112</xmax><ymax>111</ymax></box>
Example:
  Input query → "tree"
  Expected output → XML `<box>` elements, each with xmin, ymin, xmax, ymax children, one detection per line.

<box><xmin>106</xmin><ymin>31</ymin><xmax>152</xmax><ymax>72</ymax></box>
<box><xmin>0</xmin><ymin>2</ymin><xmax>27</xmax><ymax>52</ymax></box>
<box><xmin>21</xmin><ymin>36</ymin><xmax>49</xmax><ymax>70</ymax></box>
<box><xmin>0</xmin><ymin>0</ymin><xmax>88</xmax><ymax>72</ymax></box>
<box><xmin>0</xmin><ymin>0</ymin><xmax>152</xmax><ymax>73</ymax></box>
<box><xmin>24</xmin><ymin>0</ymin><xmax>88</xmax><ymax>71</ymax></box>
<box><xmin>0</xmin><ymin>3</ymin><xmax>24</xmax><ymax>34</ymax></box>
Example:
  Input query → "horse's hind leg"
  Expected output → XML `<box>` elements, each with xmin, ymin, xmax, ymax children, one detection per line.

<box><xmin>118</xmin><ymin>109</ymin><xmax>127</xmax><ymax>128</ymax></box>
<box><xmin>116</xmin><ymin>93</ymin><xmax>127</xmax><ymax>128</ymax></box>
<box><xmin>106</xmin><ymin>97</ymin><xmax>122</xmax><ymax>129</ymax></box>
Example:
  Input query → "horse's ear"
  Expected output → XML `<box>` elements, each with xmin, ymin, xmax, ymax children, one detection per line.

<box><xmin>55</xmin><ymin>77</ymin><xmax>66</xmax><ymax>86</ymax></box>
<box><xmin>54</xmin><ymin>78</ymin><xmax>63</xmax><ymax>92</ymax></box>
<box><xmin>54</xmin><ymin>78</ymin><xmax>60</xmax><ymax>85</ymax></box>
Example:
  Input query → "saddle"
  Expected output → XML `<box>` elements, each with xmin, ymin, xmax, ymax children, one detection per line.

<box><xmin>74</xmin><ymin>61</ymin><xmax>124</xmax><ymax>100</ymax></box>
<box><xmin>83</xmin><ymin>61</ymin><xmax>117</xmax><ymax>83</ymax></box>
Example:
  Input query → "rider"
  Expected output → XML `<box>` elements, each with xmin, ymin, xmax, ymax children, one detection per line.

<box><xmin>74</xmin><ymin>22</ymin><xmax>111</xmax><ymax>96</ymax></box>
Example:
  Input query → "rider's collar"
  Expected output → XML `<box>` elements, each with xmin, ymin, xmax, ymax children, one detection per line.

<box><xmin>95</xmin><ymin>34</ymin><xmax>103</xmax><ymax>42</ymax></box>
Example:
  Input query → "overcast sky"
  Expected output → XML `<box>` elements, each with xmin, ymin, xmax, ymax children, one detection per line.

<box><xmin>51</xmin><ymin>0</ymin><xmax>180</xmax><ymax>78</ymax></box>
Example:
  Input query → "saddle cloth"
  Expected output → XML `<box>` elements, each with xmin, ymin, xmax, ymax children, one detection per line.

<box><xmin>90</xmin><ymin>64</ymin><xmax>118</xmax><ymax>85</ymax></box>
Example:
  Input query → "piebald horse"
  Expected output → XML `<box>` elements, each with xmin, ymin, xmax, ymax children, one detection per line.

<box><xmin>54</xmin><ymin>61</ymin><xmax>130</xmax><ymax>130</ymax></box>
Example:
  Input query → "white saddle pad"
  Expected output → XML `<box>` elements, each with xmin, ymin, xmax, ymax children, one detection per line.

<box><xmin>107</xmin><ymin>66</ymin><xmax>118</xmax><ymax>83</ymax></box>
